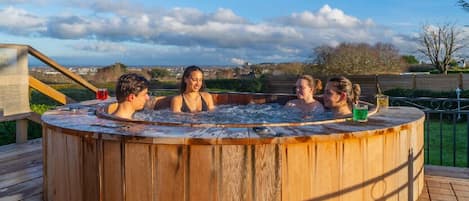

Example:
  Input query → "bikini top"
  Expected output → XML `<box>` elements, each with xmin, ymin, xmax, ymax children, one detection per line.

<box><xmin>181</xmin><ymin>93</ymin><xmax>209</xmax><ymax>112</ymax></box>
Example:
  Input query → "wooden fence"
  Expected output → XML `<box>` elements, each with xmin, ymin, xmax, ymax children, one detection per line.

<box><xmin>264</xmin><ymin>74</ymin><xmax>468</xmax><ymax>97</ymax></box>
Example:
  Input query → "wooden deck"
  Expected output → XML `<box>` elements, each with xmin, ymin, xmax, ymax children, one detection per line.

<box><xmin>0</xmin><ymin>139</ymin><xmax>468</xmax><ymax>201</ymax></box>
<box><xmin>0</xmin><ymin>139</ymin><xmax>42</xmax><ymax>201</ymax></box>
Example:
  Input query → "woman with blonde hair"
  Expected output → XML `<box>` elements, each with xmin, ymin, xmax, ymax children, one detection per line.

<box><xmin>285</xmin><ymin>75</ymin><xmax>324</xmax><ymax>114</ymax></box>
<box><xmin>323</xmin><ymin>76</ymin><xmax>361</xmax><ymax>116</ymax></box>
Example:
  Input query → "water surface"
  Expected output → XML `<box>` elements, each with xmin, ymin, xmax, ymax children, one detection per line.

<box><xmin>133</xmin><ymin>103</ymin><xmax>333</xmax><ymax>125</ymax></box>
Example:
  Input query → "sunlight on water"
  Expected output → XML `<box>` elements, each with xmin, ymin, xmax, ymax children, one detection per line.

<box><xmin>133</xmin><ymin>103</ymin><xmax>333</xmax><ymax>124</ymax></box>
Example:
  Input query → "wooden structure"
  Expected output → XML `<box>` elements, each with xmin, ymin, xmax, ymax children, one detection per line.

<box><xmin>264</xmin><ymin>74</ymin><xmax>469</xmax><ymax>97</ymax></box>
<box><xmin>0</xmin><ymin>44</ymin><xmax>97</xmax><ymax>144</ymax></box>
<box><xmin>3</xmin><ymin>138</ymin><xmax>469</xmax><ymax>201</ymax></box>
<box><xmin>0</xmin><ymin>138</ymin><xmax>43</xmax><ymax>200</ymax></box>
<box><xmin>42</xmin><ymin>93</ymin><xmax>425</xmax><ymax>201</ymax></box>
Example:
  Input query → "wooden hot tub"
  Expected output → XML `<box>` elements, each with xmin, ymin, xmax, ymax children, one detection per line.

<box><xmin>42</xmin><ymin>92</ymin><xmax>425</xmax><ymax>201</ymax></box>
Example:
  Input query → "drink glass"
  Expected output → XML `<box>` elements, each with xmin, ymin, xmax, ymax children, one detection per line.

<box><xmin>376</xmin><ymin>94</ymin><xmax>389</xmax><ymax>109</ymax></box>
<box><xmin>96</xmin><ymin>88</ymin><xmax>109</xmax><ymax>100</ymax></box>
<box><xmin>353</xmin><ymin>104</ymin><xmax>368</xmax><ymax>122</ymax></box>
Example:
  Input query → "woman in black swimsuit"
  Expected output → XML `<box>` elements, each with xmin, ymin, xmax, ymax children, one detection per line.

<box><xmin>170</xmin><ymin>66</ymin><xmax>215</xmax><ymax>113</ymax></box>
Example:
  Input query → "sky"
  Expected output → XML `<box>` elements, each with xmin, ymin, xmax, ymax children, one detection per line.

<box><xmin>0</xmin><ymin>0</ymin><xmax>468</xmax><ymax>66</ymax></box>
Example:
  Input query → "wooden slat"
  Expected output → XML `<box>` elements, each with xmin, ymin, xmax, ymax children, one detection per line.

<box><xmin>0</xmin><ymin>151</ymin><xmax>42</xmax><ymax>176</ymax></box>
<box><xmin>47</xmin><ymin>131</ymin><xmax>81</xmax><ymax>201</ymax></box>
<box><xmin>16</xmin><ymin>119</ymin><xmax>28</xmax><ymax>144</ymax></box>
<box><xmin>397</xmin><ymin>129</ymin><xmax>410</xmax><ymax>201</ymax></box>
<box><xmin>83</xmin><ymin>138</ymin><xmax>99</xmax><ymax>201</ymax></box>
<box><xmin>23</xmin><ymin>193</ymin><xmax>43</xmax><ymax>201</ymax></box>
<box><xmin>0</xmin><ymin>165</ymin><xmax>42</xmax><ymax>189</ymax></box>
<box><xmin>219</xmin><ymin>145</ymin><xmax>251</xmax><ymax>201</ymax></box>
<box><xmin>27</xmin><ymin>112</ymin><xmax>42</xmax><ymax>124</ymax></box>
<box><xmin>341</xmin><ymin>139</ymin><xmax>364</xmax><ymax>200</ymax></box>
<box><xmin>28</xmin><ymin>76</ymin><xmax>75</xmax><ymax>104</ymax></box>
<box><xmin>425</xmin><ymin>165</ymin><xmax>469</xmax><ymax>179</ymax></box>
<box><xmin>154</xmin><ymin>145</ymin><xmax>186</xmax><ymax>201</ymax></box>
<box><xmin>64</xmin><ymin>135</ymin><xmax>83</xmax><ymax>201</ymax></box>
<box><xmin>383</xmin><ymin>131</ymin><xmax>399</xmax><ymax>200</ymax></box>
<box><xmin>125</xmin><ymin>143</ymin><xmax>153</xmax><ymax>201</ymax></box>
<box><xmin>255</xmin><ymin>144</ymin><xmax>280</xmax><ymax>201</ymax></box>
<box><xmin>188</xmin><ymin>145</ymin><xmax>219</xmax><ymax>201</ymax></box>
<box><xmin>314</xmin><ymin>142</ymin><xmax>340</xmax><ymax>201</ymax></box>
<box><xmin>28</xmin><ymin>46</ymin><xmax>98</xmax><ymax>93</ymax></box>
<box><xmin>364</xmin><ymin>135</ymin><xmax>385</xmax><ymax>200</ymax></box>
<box><xmin>0</xmin><ymin>177</ymin><xmax>42</xmax><ymax>201</ymax></box>
<box><xmin>0</xmin><ymin>112</ymin><xmax>32</xmax><ymax>123</ymax></box>
<box><xmin>103</xmin><ymin>141</ymin><xmax>123</xmax><ymax>201</ymax></box>
<box><xmin>0</xmin><ymin>139</ymin><xmax>42</xmax><ymax>160</ymax></box>
<box><xmin>282</xmin><ymin>143</ymin><xmax>311</xmax><ymax>200</ymax></box>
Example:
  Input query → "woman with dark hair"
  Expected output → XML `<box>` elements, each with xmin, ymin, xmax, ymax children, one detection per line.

<box><xmin>323</xmin><ymin>76</ymin><xmax>361</xmax><ymax>116</ymax></box>
<box><xmin>285</xmin><ymin>75</ymin><xmax>324</xmax><ymax>114</ymax></box>
<box><xmin>170</xmin><ymin>65</ymin><xmax>215</xmax><ymax>113</ymax></box>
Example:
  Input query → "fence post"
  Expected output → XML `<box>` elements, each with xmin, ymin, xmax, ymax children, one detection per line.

<box><xmin>412</xmin><ymin>74</ymin><xmax>417</xmax><ymax>90</ymax></box>
<box><xmin>16</xmin><ymin>119</ymin><xmax>28</xmax><ymax>143</ymax></box>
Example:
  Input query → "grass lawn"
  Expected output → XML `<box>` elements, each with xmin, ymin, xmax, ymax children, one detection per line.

<box><xmin>425</xmin><ymin>119</ymin><xmax>469</xmax><ymax>167</ymax></box>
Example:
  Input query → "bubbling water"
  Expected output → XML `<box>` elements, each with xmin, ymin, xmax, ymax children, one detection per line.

<box><xmin>133</xmin><ymin>103</ymin><xmax>333</xmax><ymax>125</ymax></box>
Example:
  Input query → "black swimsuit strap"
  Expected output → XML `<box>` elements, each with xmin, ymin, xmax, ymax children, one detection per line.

<box><xmin>181</xmin><ymin>93</ymin><xmax>209</xmax><ymax>112</ymax></box>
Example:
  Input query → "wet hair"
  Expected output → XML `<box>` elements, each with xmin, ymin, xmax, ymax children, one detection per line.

<box><xmin>179</xmin><ymin>65</ymin><xmax>206</xmax><ymax>93</ymax></box>
<box><xmin>298</xmin><ymin>75</ymin><xmax>322</xmax><ymax>93</ymax></box>
<box><xmin>115</xmin><ymin>73</ymin><xmax>150</xmax><ymax>103</ymax></box>
<box><xmin>327</xmin><ymin>76</ymin><xmax>361</xmax><ymax>107</ymax></box>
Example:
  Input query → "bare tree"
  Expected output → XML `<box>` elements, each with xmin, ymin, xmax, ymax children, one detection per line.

<box><xmin>458</xmin><ymin>0</ymin><xmax>469</xmax><ymax>12</ymax></box>
<box><xmin>417</xmin><ymin>23</ymin><xmax>466</xmax><ymax>74</ymax></box>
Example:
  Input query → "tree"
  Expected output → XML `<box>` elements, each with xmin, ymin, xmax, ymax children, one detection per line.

<box><xmin>150</xmin><ymin>68</ymin><xmax>170</xmax><ymax>80</ymax></box>
<box><xmin>310</xmin><ymin>42</ymin><xmax>404</xmax><ymax>76</ymax></box>
<box><xmin>458</xmin><ymin>0</ymin><xmax>469</xmax><ymax>12</ymax></box>
<box><xmin>417</xmin><ymin>23</ymin><xmax>466</xmax><ymax>74</ymax></box>
<box><xmin>402</xmin><ymin>55</ymin><xmax>419</xmax><ymax>64</ymax></box>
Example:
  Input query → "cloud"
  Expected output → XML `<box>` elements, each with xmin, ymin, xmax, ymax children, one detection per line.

<box><xmin>230</xmin><ymin>58</ymin><xmax>246</xmax><ymax>65</ymax></box>
<box><xmin>0</xmin><ymin>3</ymin><xmax>425</xmax><ymax>64</ymax></box>
<box><xmin>0</xmin><ymin>6</ymin><xmax>46</xmax><ymax>34</ymax></box>
<box><xmin>71</xmin><ymin>41</ymin><xmax>127</xmax><ymax>53</ymax></box>
<box><xmin>275</xmin><ymin>5</ymin><xmax>374</xmax><ymax>29</ymax></box>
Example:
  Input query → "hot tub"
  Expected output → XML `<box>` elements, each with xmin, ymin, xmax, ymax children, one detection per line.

<box><xmin>41</xmin><ymin>92</ymin><xmax>425</xmax><ymax>201</ymax></box>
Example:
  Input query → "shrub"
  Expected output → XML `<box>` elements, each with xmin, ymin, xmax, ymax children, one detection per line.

<box><xmin>205</xmin><ymin>79</ymin><xmax>263</xmax><ymax>92</ymax></box>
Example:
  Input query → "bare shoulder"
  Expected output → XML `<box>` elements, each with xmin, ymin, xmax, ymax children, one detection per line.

<box><xmin>200</xmin><ymin>92</ymin><xmax>213</xmax><ymax>99</ymax></box>
<box><xmin>171</xmin><ymin>95</ymin><xmax>183</xmax><ymax>104</ymax></box>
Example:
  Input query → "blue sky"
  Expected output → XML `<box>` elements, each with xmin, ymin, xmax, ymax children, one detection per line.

<box><xmin>0</xmin><ymin>0</ymin><xmax>468</xmax><ymax>66</ymax></box>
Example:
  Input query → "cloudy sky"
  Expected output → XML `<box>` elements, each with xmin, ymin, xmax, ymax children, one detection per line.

<box><xmin>0</xmin><ymin>0</ymin><xmax>468</xmax><ymax>66</ymax></box>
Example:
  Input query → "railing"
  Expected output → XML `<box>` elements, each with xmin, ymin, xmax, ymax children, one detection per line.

<box><xmin>390</xmin><ymin>97</ymin><xmax>469</xmax><ymax>167</ymax></box>
<box><xmin>0</xmin><ymin>44</ymin><xmax>98</xmax><ymax>143</ymax></box>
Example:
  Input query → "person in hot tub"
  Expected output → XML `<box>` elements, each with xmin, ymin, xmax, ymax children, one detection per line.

<box><xmin>323</xmin><ymin>76</ymin><xmax>361</xmax><ymax>117</ymax></box>
<box><xmin>112</xmin><ymin>73</ymin><xmax>150</xmax><ymax>119</ymax></box>
<box><xmin>171</xmin><ymin>65</ymin><xmax>215</xmax><ymax>113</ymax></box>
<box><xmin>285</xmin><ymin>75</ymin><xmax>324</xmax><ymax>114</ymax></box>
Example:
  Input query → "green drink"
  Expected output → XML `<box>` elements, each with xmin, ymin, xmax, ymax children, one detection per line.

<box><xmin>353</xmin><ymin>104</ymin><xmax>368</xmax><ymax>122</ymax></box>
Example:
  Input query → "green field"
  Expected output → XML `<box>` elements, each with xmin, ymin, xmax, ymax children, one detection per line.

<box><xmin>425</xmin><ymin>119</ymin><xmax>469</xmax><ymax>167</ymax></box>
